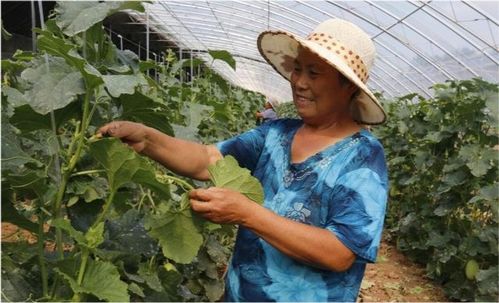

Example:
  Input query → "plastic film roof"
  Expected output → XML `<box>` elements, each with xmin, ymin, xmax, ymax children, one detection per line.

<box><xmin>131</xmin><ymin>1</ymin><xmax>499</xmax><ymax>104</ymax></box>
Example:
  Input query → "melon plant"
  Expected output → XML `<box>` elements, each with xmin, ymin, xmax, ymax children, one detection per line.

<box><xmin>1</xmin><ymin>1</ymin><xmax>263</xmax><ymax>301</ymax></box>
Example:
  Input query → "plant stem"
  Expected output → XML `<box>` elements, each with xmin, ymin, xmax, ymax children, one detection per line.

<box><xmin>70</xmin><ymin>169</ymin><xmax>105</xmax><ymax>178</ymax></box>
<box><xmin>93</xmin><ymin>189</ymin><xmax>116</xmax><ymax>227</ymax></box>
<box><xmin>51</xmin><ymin>88</ymin><xmax>94</xmax><ymax>294</ymax></box>
<box><xmin>162</xmin><ymin>174</ymin><xmax>195</xmax><ymax>191</ymax></box>
<box><xmin>37</xmin><ymin>213</ymin><xmax>48</xmax><ymax>298</ymax></box>
<box><xmin>77</xmin><ymin>249</ymin><xmax>90</xmax><ymax>285</ymax></box>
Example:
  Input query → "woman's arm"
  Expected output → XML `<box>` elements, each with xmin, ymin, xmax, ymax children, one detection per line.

<box><xmin>98</xmin><ymin>121</ymin><xmax>223</xmax><ymax>180</ymax></box>
<box><xmin>189</xmin><ymin>187</ymin><xmax>355</xmax><ymax>272</ymax></box>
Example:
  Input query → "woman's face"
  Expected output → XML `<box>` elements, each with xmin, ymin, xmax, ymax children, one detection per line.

<box><xmin>290</xmin><ymin>48</ymin><xmax>355</xmax><ymax>124</ymax></box>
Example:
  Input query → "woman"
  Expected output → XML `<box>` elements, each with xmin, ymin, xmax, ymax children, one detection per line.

<box><xmin>99</xmin><ymin>18</ymin><xmax>388</xmax><ymax>302</ymax></box>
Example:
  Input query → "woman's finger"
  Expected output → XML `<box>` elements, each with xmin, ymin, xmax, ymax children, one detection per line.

<box><xmin>189</xmin><ymin>188</ymin><xmax>216</xmax><ymax>201</ymax></box>
<box><xmin>98</xmin><ymin>121</ymin><xmax>123</xmax><ymax>138</ymax></box>
<box><xmin>190</xmin><ymin>199</ymin><xmax>211</xmax><ymax>213</ymax></box>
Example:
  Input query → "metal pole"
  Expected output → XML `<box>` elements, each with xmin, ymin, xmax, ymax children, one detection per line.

<box><xmin>146</xmin><ymin>10</ymin><xmax>149</xmax><ymax>60</ymax></box>
<box><xmin>190</xmin><ymin>49</ymin><xmax>193</xmax><ymax>86</ymax></box>
<box><xmin>31</xmin><ymin>0</ymin><xmax>36</xmax><ymax>51</ymax></box>
<box><xmin>118</xmin><ymin>34</ymin><xmax>123</xmax><ymax>50</ymax></box>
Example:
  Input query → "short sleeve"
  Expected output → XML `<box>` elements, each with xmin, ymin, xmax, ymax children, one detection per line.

<box><xmin>216</xmin><ymin>123</ymin><xmax>271</xmax><ymax>172</ymax></box>
<box><xmin>325</xmin><ymin>140</ymin><xmax>388</xmax><ymax>263</ymax></box>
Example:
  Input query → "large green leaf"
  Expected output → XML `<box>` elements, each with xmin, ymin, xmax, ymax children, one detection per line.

<box><xmin>37</xmin><ymin>31</ymin><xmax>103</xmax><ymax>88</ymax></box>
<box><xmin>102</xmin><ymin>75</ymin><xmax>147</xmax><ymax>98</ymax></box>
<box><xmin>55</xmin><ymin>1</ymin><xmax>145</xmax><ymax>36</ymax></box>
<box><xmin>20</xmin><ymin>56</ymin><xmax>85</xmax><ymax>115</ymax></box>
<box><xmin>119</xmin><ymin>92</ymin><xmax>174</xmax><ymax>136</ymax></box>
<box><xmin>208</xmin><ymin>155</ymin><xmax>264</xmax><ymax>204</ymax></box>
<box><xmin>145</xmin><ymin>207</ymin><xmax>203</xmax><ymax>264</ymax></box>
<box><xmin>10</xmin><ymin>101</ymin><xmax>80</xmax><ymax>134</ymax></box>
<box><xmin>54</xmin><ymin>257</ymin><xmax>130</xmax><ymax>302</ymax></box>
<box><xmin>89</xmin><ymin>138</ymin><xmax>170</xmax><ymax>198</ymax></box>
<box><xmin>458</xmin><ymin>144</ymin><xmax>496</xmax><ymax>177</ymax></box>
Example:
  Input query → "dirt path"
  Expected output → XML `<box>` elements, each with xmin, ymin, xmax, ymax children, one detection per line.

<box><xmin>359</xmin><ymin>240</ymin><xmax>448</xmax><ymax>302</ymax></box>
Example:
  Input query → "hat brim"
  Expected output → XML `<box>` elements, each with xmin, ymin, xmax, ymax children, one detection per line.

<box><xmin>257</xmin><ymin>30</ymin><xmax>387</xmax><ymax>125</ymax></box>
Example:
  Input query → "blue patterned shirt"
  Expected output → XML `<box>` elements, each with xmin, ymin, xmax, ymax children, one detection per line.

<box><xmin>216</xmin><ymin>119</ymin><xmax>388</xmax><ymax>302</ymax></box>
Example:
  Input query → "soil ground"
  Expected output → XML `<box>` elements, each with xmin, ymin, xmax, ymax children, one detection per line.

<box><xmin>359</xmin><ymin>240</ymin><xmax>449</xmax><ymax>302</ymax></box>
<box><xmin>2</xmin><ymin>223</ymin><xmax>449</xmax><ymax>301</ymax></box>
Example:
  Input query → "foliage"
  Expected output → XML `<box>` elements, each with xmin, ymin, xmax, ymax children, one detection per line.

<box><xmin>1</xmin><ymin>1</ymin><xmax>264</xmax><ymax>301</ymax></box>
<box><xmin>374</xmin><ymin>78</ymin><xmax>498</xmax><ymax>301</ymax></box>
<box><xmin>274</xmin><ymin>101</ymin><xmax>298</xmax><ymax>119</ymax></box>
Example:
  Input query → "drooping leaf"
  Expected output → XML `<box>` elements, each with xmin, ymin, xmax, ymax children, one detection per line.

<box><xmin>20</xmin><ymin>56</ymin><xmax>85</xmax><ymax>115</ymax></box>
<box><xmin>145</xmin><ymin>207</ymin><xmax>203</xmax><ymax>264</ymax></box>
<box><xmin>55</xmin><ymin>1</ymin><xmax>145</xmax><ymax>36</ymax></box>
<box><xmin>208</xmin><ymin>50</ymin><xmax>236</xmax><ymax>70</ymax></box>
<box><xmin>54</xmin><ymin>257</ymin><xmax>130</xmax><ymax>302</ymax></box>
<box><xmin>37</xmin><ymin>31</ymin><xmax>103</xmax><ymax>88</ymax></box>
<box><xmin>208</xmin><ymin>155</ymin><xmax>264</xmax><ymax>204</ymax></box>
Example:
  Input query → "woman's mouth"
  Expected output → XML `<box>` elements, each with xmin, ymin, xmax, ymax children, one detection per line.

<box><xmin>295</xmin><ymin>95</ymin><xmax>313</xmax><ymax>107</ymax></box>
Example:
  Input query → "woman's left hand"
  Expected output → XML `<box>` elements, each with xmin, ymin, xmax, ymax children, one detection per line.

<box><xmin>189</xmin><ymin>187</ymin><xmax>255</xmax><ymax>224</ymax></box>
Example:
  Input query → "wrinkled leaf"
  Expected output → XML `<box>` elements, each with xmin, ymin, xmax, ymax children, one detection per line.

<box><xmin>208</xmin><ymin>155</ymin><xmax>264</xmax><ymax>204</ymax></box>
<box><xmin>54</xmin><ymin>257</ymin><xmax>129</xmax><ymax>302</ymax></box>
<box><xmin>145</xmin><ymin>207</ymin><xmax>203</xmax><ymax>264</ymax></box>
<box><xmin>89</xmin><ymin>138</ymin><xmax>169</xmax><ymax>196</ymax></box>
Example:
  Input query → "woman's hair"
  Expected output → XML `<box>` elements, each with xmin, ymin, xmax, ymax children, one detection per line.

<box><xmin>338</xmin><ymin>73</ymin><xmax>360</xmax><ymax>102</ymax></box>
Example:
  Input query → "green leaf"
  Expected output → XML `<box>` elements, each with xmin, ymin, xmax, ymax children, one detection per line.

<box><xmin>85</xmin><ymin>222</ymin><xmax>105</xmax><ymax>249</ymax></box>
<box><xmin>10</xmin><ymin>101</ymin><xmax>80</xmax><ymax>134</ymax></box>
<box><xmin>208</xmin><ymin>50</ymin><xmax>236</xmax><ymax>70</ymax></box>
<box><xmin>89</xmin><ymin>138</ymin><xmax>171</xmax><ymax>200</ymax></box>
<box><xmin>20</xmin><ymin>56</ymin><xmax>85</xmax><ymax>115</ymax></box>
<box><xmin>54</xmin><ymin>257</ymin><xmax>130</xmax><ymax>302</ymax></box>
<box><xmin>119</xmin><ymin>92</ymin><xmax>174</xmax><ymax>136</ymax></box>
<box><xmin>55</xmin><ymin>1</ymin><xmax>145</xmax><ymax>36</ymax></box>
<box><xmin>37</xmin><ymin>32</ymin><xmax>103</xmax><ymax>88</ymax></box>
<box><xmin>138</xmin><ymin>262</ymin><xmax>163</xmax><ymax>292</ymax></box>
<box><xmin>128</xmin><ymin>282</ymin><xmax>145</xmax><ymax>298</ymax></box>
<box><xmin>103</xmin><ymin>75</ymin><xmax>147</xmax><ymax>98</ymax></box>
<box><xmin>200</xmin><ymin>278</ymin><xmax>224</xmax><ymax>302</ymax></box>
<box><xmin>2</xmin><ymin>86</ymin><xmax>28</xmax><ymax>107</ymax></box>
<box><xmin>102</xmin><ymin>209</ymin><xmax>159</xmax><ymax>258</ymax></box>
<box><xmin>145</xmin><ymin>207</ymin><xmax>203</xmax><ymax>264</ymax></box>
<box><xmin>208</xmin><ymin>155</ymin><xmax>264</xmax><ymax>204</ymax></box>
<box><xmin>458</xmin><ymin>144</ymin><xmax>494</xmax><ymax>177</ymax></box>
<box><xmin>476</xmin><ymin>266</ymin><xmax>498</xmax><ymax>299</ymax></box>
<box><xmin>51</xmin><ymin>218</ymin><xmax>86</xmax><ymax>245</ymax></box>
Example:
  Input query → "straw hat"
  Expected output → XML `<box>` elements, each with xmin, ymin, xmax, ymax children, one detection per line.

<box><xmin>257</xmin><ymin>18</ymin><xmax>386</xmax><ymax>125</ymax></box>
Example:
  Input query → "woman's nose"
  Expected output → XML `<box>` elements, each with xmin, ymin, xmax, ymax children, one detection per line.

<box><xmin>293</xmin><ymin>73</ymin><xmax>309</xmax><ymax>90</ymax></box>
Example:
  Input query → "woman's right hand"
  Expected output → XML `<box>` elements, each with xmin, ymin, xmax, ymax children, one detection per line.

<box><xmin>98</xmin><ymin>121</ymin><xmax>150</xmax><ymax>153</ymax></box>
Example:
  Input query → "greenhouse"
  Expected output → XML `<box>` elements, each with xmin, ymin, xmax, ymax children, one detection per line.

<box><xmin>1</xmin><ymin>1</ymin><xmax>497</xmax><ymax>302</ymax></box>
